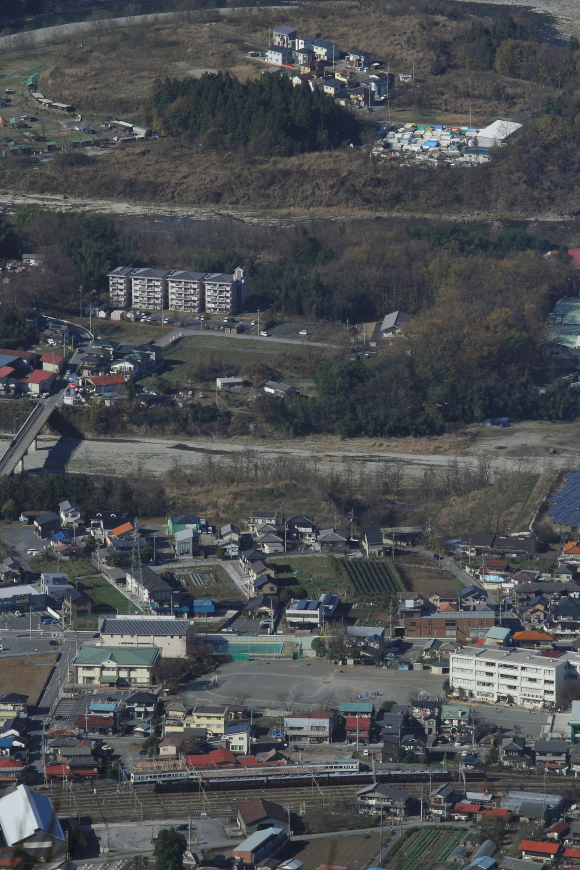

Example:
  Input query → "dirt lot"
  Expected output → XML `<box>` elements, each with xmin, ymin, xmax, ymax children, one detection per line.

<box><xmin>395</xmin><ymin>553</ymin><xmax>462</xmax><ymax>599</ymax></box>
<box><xmin>278</xmin><ymin>831</ymin><xmax>382</xmax><ymax>870</ymax></box>
<box><xmin>0</xmin><ymin>652</ymin><xmax>57</xmax><ymax>708</ymax></box>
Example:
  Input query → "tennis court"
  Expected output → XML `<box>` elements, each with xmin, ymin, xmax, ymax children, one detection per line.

<box><xmin>210</xmin><ymin>640</ymin><xmax>285</xmax><ymax>656</ymax></box>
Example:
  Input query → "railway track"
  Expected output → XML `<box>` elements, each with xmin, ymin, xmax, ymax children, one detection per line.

<box><xmin>46</xmin><ymin>773</ymin><xmax>580</xmax><ymax>825</ymax></box>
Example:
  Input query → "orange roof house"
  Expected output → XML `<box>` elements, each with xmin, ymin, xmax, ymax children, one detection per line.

<box><xmin>110</xmin><ymin>522</ymin><xmax>133</xmax><ymax>538</ymax></box>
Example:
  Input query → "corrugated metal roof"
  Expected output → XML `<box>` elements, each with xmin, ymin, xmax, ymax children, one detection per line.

<box><xmin>100</xmin><ymin>618</ymin><xmax>191</xmax><ymax>637</ymax></box>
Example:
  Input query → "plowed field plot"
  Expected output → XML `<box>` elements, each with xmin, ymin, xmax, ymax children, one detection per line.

<box><xmin>395</xmin><ymin>553</ymin><xmax>461</xmax><ymax>598</ymax></box>
<box><xmin>280</xmin><ymin>832</ymin><xmax>381</xmax><ymax>870</ymax></box>
<box><xmin>0</xmin><ymin>652</ymin><xmax>57</xmax><ymax>708</ymax></box>
<box><xmin>388</xmin><ymin>827</ymin><xmax>467</xmax><ymax>870</ymax></box>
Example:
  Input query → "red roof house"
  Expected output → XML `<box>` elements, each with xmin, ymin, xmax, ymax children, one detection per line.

<box><xmin>520</xmin><ymin>840</ymin><xmax>560</xmax><ymax>862</ymax></box>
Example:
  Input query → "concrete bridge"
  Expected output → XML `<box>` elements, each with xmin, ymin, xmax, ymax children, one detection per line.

<box><xmin>0</xmin><ymin>387</ymin><xmax>71</xmax><ymax>476</ymax></box>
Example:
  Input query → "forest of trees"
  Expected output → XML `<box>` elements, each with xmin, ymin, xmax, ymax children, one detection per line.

<box><xmin>149</xmin><ymin>72</ymin><xmax>361</xmax><ymax>155</ymax></box>
<box><xmin>3</xmin><ymin>204</ymin><xmax>580</xmax><ymax>438</ymax></box>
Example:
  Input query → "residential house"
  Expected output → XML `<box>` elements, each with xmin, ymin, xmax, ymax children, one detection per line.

<box><xmin>346</xmin><ymin>625</ymin><xmax>385</xmax><ymax>658</ymax></box>
<box><xmin>247</xmin><ymin>511</ymin><xmax>278</xmax><ymax>533</ymax></box>
<box><xmin>222</xmin><ymin>724</ymin><xmax>251</xmax><ymax>755</ymax></box>
<box><xmin>400</xmin><ymin>733</ymin><xmax>427</xmax><ymax>759</ymax></box>
<box><xmin>519</xmin><ymin>841</ymin><xmax>560</xmax><ymax>864</ymax></box>
<box><xmin>167</xmin><ymin>271</ymin><xmax>207</xmax><ymax>313</ymax></box>
<box><xmin>429</xmin><ymin>783</ymin><xmax>460</xmax><ymax>819</ymax></box>
<box><xmin>256</xmin><ymin>532</ymin><xmax>284</xmax><ymax>554</ymax></box>
<box><xmin>124</xmin><ymin>692</ymin><xmax>158</xmax><ymax>720</ymax></box>
<box><xmin>500</xmin><ymin>861</ymin><xmax>547</xmax><ymax>870</ymax></box>
<box><xmin>315</xmin><ymin>528</ymin><xmax>348</xmax><ymax>551</ymax></box>
<box><xmin>98</xmin><ymin>616</ymin><xmax>193</xmax><ymax>658</ymax></box>
<box><xmin>459</xmin><ymin>585</ymin><xmax>489</xmax><ymax>610</ymax></box>
<box><xmin>253</xmin><ymin>575</ymin><xmax>278</xmax><ymax>596</ymax></box>
<box><xmin>190</xmin><ymin>706</ymin><xmax>229</xmax><ymax>736</ymax></box>
<box><xmin>237</xmin><ymin>798</ymin><xmax>289</xmax><ymax>835</ymax></box>
<box><xmin>283</xmin><ymin>711</ymin><xmax>336</xmax><ymax>746</ymax></box>
<box><xmin>39</xmin><ymin>353</ymin><xmax>63</xmax><ymax>373</ymax></box>
<box><xmin>167</xmin><ymin>515</ymin><xmax>204</xmax><ymax>535</ymax></box>
<box><xmin>272</xmin><ymin>27</ymin><xmax>296</xmax><ymax>48</ymax></box>
<box><xmin>322</xmin><ymin>78</ymin><xmax>342</xmax><ymax>97</ymax></box>
<box><xmin>174</xmin><ymin>528</ymin><xmax>198</xmax><ymax>558</ymax></box>
<box><xmin>125</xmin><ymin>566</ymin><xmax>173</xmax><ymax>607</ymax></box>
<box><xmin>285</xmin><ymin>516</ymin><xmax>317</xmax><ymax>544</ymax></box>
<box><xmin>545</xmin><ymin>821</ymin><xmax>569</xmax><ymax>842</ymax></box>
<box><xmin>232</xmin><ymin>828</ymin><xmax>287</xmax><ymax>866</ymax></box>
<box><xmin>203</xmin><ymin>268</ymin><xmax>246</xmax><ymax>315</ymax></box>
<box><xmin>513</xmin><ymin>630</ymin><xmax>554</xmax><ymax>649</ymax></box>
<box><xmin>87</xmin><ymin>510</ymin><xmax>127</xmax><ymax>541</ymax></box>
<box><xmin>19</xmin><ymin>370</ymin><xmax>54</xmax><ymax>395</ymax></box>
<box><xmin>362</xmin><ymin>73</ymin><xmax>393</xmax><ymax>99</ymax></box>
<box><xmin>339</xmin><ymin>702</ymin><xmax>374</xmax><ymax>718</ymax></box>
<box><xmin>440</xmin><ymin>705</ymin><xmax>471</xmax><ymax>734</ymax></box>
<box><xmin>381</xmin><ymin>734</ymin><xmax>401</xmax><ymax>763</ymax></box>
<box><xmin>345</xmin><ymin>717</ymin><xmax>371</xmax><ymax>745</ymax></box>
<box><xmin>263</xmin><ymin>381</ymin><xmax>298</xmax><ymax>397</ymax></box>
<box><xmin>534</xmin><ymin>739</ymin><xmax>569</xmax><ymax>772</ymax></box>
<box><xmin>266</xmin><ymin>45</ymin><xmax>293</xmax><ymax>65</ymax></box>
<box><xmin>40</xmin><ymin>572</ymin><xmax>71</xmax><ymax>597</ymax></box>
<box><xmin>73</xmin><ymin>646</ymin><xmax>160</xmax><ymax>686</ymax></box>
<box><xmin>565</xmin><ymin>822</ymin><xmax>580</xmax><ymax>848</ymax></box>
<box><xmin>58</xmin><ymin>500</ymin><xmax>82</xmax><ymax>530</ymax></box>
<box><xmin>310</xmin><ymin>39</ymin><xmax>340</xmax><ymax>62</ymax></box>
<box><xmin>0</xmin><ymin>785</ymin><xmax>66</xmax><ymax>862</ymax></box>
<box><xmin>285</xmin><ymin>594</ymin><xmax>339</xmax><ymax>628</ymax></box>
<box><xmin>363</xmin><ymin>531</ymin><xmax>384</xmax><ymax>556</ymax></box>
<box><xmin>356</xmin><ymin>784</ymin><xmax>412</xmax><ymax>817</ymax></box>
<box><xmin>500</xmin><ymin>737</ymin><xmax>529</xmax><ymax>767</ymax></box>
<box><xmin>380</xmin><ymin>310</ymin><xmax>411</xmax><ymax>337</ymax></box>
<box><xmin>34</xmin><ymin>512</ymin><xmax>60</xmax><ymax>539</ymax></box>
<box><xmin>347</xmin><ymin>48</ymin><xmax>371</xmax><ymax>69</ymax></box>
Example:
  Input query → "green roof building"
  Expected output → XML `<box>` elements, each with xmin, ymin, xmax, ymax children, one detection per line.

<box><xmin>74</xmin><ymin>645</ymin><xmax>160</xmax><ymax>687</ymax></box>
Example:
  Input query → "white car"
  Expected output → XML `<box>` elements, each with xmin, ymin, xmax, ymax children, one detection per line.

<box><xmin>299</xmin><ymin>329</ymin><xmax>308</xmax><ymax>335</ymax></box>
<box><xmin>260</xmin><ymin>331</ymin><xmax>268</xmax><ymax>337</ymax></box>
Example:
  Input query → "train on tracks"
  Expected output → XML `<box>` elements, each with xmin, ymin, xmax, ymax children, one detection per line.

<box><xmin>137</xmin><ymin>766</ymin><xmax>487</xmax><ymax>794</ymax></box>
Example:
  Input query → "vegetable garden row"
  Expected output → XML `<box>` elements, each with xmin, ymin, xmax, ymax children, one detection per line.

<box><xmin>344</xmin><ymin>559</ymin><xmax>404</xmax><ymax>596</ymax></box>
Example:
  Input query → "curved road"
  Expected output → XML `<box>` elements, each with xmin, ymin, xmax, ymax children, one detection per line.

<box><xmin>0</xmin><ymin>6</ymin><xmax>292</xmax><ymax>50</ymax></box>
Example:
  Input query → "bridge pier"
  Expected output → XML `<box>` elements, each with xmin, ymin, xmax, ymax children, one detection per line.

<box><xmin>31</xmin><ymin>436</ymin><xmax>38</xmax><ymax>452</ymax></box>
<box><xmin>16</xmin><ymin>456</ymin><xmax>24</xmax><ymax>474</ymax></box>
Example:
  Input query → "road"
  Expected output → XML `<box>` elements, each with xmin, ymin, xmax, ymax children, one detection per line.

<box><xmin>156</xmin><ymin>326</ymin><xmax>335</xmax><ymax>349</ymax></box>
<box><xmin>0</xmin><ymin>384</ymin><xmax>67</xmax><ymax>476</ymax></box>
<box><xmin>0</xmin><ymin>6</ymin><xmax>294</xmax><ymax>50</ymax></box>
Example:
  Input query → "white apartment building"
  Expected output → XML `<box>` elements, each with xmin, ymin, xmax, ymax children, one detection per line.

<box><xmin>109</xmin><ymin>265</ymin><xmax>247</xmax><ymax>315</ymax></box>
<box><xmin>204</xmin><ymin>267</ymin><xmax>247</xmax><ymax>315</ymax></box>
<box><xmin>449</xmin><ymin>647</ymin><xmax>574</xmax><ymax>708</ymax></box>
<box><xmin>130</xmin><ymin>268</ymin><xmax>170</xmax><ymax>310</ymax></box>
<box><xmin>108</xmin><ymin>266</ymin><xmax>134</xmax><ymax>307</ymax></box>
<box><xmin>167</xmin><ymin>271</ymin><xmax>207</xmax><ymax>313</ymax></box>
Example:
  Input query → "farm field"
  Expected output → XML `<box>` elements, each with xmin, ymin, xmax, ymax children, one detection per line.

<box><xmin>395</xmin><ymin>552</ymin><xmax>462</xmax><ymax>599</ymax></box>
<box><xmin>176</xmin><ymin>565</ymin><xmax>240</xmax><ymax>601</ymax></box>
<box><xmin>268</xmin><ymin>556</ymin><xmax>353</xmax><ymax>599</ymax></box>
<box><xmin>280</xmin><ymin>832</ymin><xmax>382</xmax><ymax>870</ymax></box>
<box><xmin>344</xmin><ymin>559</ymin><xmax>404</xmax><ymax>597</ymax></box>
<box><xmin>0</xmin><ymin>652</ymin><xmax>57</xmax><ymax>709</ymax></box>
<box><xmin>388</xmin><ymin>827</ymin><xmax>468</xmax><ymax>870</ymax></box>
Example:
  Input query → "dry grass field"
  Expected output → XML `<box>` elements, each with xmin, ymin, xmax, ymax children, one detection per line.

<box><xmin>0</xmin><ymin>652</ymin><xmax>57</xmax><ymax>708</ymax></box>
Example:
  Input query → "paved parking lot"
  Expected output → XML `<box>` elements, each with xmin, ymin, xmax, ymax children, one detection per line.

<box><xmin>93</xmin><ymin>818</ymin><xmax>232</xmax><ymax>854</ymax></box>
<box><xmin>0</xmin><ymin>523</ymin><xmax>50</xmax><ymax>569</ymax></box>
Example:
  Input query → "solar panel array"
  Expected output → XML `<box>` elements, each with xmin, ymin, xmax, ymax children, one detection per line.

<box><xmin>546</xmin><ymin>471</ymin><xmax>580</xmax><ymax>526</ymax></box>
